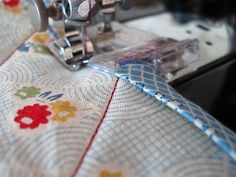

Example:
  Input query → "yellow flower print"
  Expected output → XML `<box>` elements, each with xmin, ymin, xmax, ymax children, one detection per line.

<box><xmin>50</xmin><ymin>101</ymin><xmax>77</xmax><ymax>122</ymax></box>
<box><xmin>4</xmin><ymin>6</ymin><xmax>22</xmax><ymax>13</ymax></box>
<box><xmin>100</xmin><ymin>171</ymin><xmax>123</xmax><ymax>177</ymax></box>
<box><xmin>32</xmin><ymin>33</ymin><xmax>50</xmax><ymax>45</ymax></box>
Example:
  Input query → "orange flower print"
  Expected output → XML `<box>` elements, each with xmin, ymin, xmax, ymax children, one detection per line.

<box><xmin>50</xmin><ymin>101</ymin><xmax>77</xmax><ymax>122</ymax></box>
<box><xmin>15</xmin><ymin>104</ymin><xmax>52</xmax><ymax>129</ymax></box>
<box><xmin>32</xmin><ymin>33</ymin><xmax>50</xmax><ymax>45</ymax></box>
<box><xmin>2</xmin><ymin>0</ymin><xmax>22</xmax><ymax>13</ymax></box>
<box><xmin>100</xmin><ymin>171</ymin><xmax>123</xmax><ymax>177</ymax></box>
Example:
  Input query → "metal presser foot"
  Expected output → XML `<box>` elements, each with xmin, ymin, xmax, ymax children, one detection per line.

<box><xmin>26</xmin><ymin>0</ymin><xmax>133</xmax><ymax>71</ymax></box>
<box><xmin>47</xmin><ymin>24</ymin><xmax>94</xmax><ymax>71</ymax></box>
<box><xmin>26</xmin><ymin>0</ymin><xmax>97</xmax><ymax>71</ymax></box>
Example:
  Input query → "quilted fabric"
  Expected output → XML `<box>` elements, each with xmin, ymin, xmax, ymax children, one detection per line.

<box><xmin>0</xmin><ymin>1</ymin><xmax>236</xmax><ymax>177</ymax></box>
<box><xmin>77</xmin><ymin>80</ymin><xmax>236</xmax><ymax>177</ymax></box>
<box><xmin>90</xmin><ymin>63</ymin><xmax>236</xmax><ymax>161</ymax></box>
<box><xmin>0</xmin><ymin>2</ymin><xmax>33</xmax><ymax>64</ymax></box>
<box><xmin>0</xmin><ymin>34</ymin><xmax>118</xmax><ymax>177</ymax></box>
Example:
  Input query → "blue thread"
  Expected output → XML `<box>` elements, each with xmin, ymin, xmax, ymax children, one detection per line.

<box><xmin>39</xmin><ymin>91</ymin><xmax>52</xmax><ymax>98</ymax></box>
<box><xmin>47</xmin><ymin>94</ymin><xmax>64</xmax><ymax>101</ymax></box>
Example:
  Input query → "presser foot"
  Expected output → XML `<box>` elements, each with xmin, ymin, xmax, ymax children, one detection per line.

<box><xmin>48</xmin><ymin>30</ymin><xmax>94</xmax><ymax>71</ymax></box>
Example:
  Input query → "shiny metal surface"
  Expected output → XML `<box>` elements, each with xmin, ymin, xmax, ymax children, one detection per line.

<box><xmin>27</xmin><ymin>0</ymin><xmax>48</xmax><ymax>32</ymax></box>
<box><xmin>61</xmin><ymin>0</ymin><xmax>97</xmax><ymax>20</ymax></box>
<box><xmin>26</xmin><ymin>0</ymin><xmax>132</xmax><ymax>70</ymax></box>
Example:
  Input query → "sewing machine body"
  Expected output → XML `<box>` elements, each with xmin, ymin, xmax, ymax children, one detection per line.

<box><xmin>26</xmin><ymin>0</ymin><xmax>236</xmax><ymax>131</ymax></box>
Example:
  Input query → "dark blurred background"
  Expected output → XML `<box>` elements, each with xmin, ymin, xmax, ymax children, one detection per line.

<box><xmin>115</xmin><ymin>0</ymin><xmax>236</xmax><ymax>132</ymax></box>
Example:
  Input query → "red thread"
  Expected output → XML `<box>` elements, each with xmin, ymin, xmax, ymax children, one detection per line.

<box><xmin>70</xmin><ymin>78</ymin><xmax>119</xmax><ymax>177</ymax></box>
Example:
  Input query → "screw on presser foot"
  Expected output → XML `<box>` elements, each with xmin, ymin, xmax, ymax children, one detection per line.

<box><xmin>26</xmin><ymin>0</ymin><xmax>95</xmax><ymax>71</ymax></box>
<box><xmin>27</xmin><ymin>0</ymin><xmax>133</xmax><ymax>71</ymax></box>
<box><xmin>50</xmin><ymin>29</ymin><xmax>94</xmax><ymax>71</ymax></box>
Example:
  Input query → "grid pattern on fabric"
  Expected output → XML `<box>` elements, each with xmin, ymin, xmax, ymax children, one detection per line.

<box><xmin>0</xmin><ymin>5</ymin><xmax>236</xmax><ymax>176</ymax></box>
<box><xmin>0</xmin><ymin>34</ymin><xmax>118</xmax><ymax>176</ymax></box>
<box><xmin>89</xmin><ymin>63</ymin><xmax>236</xmax><ymax>161</ymax></box>
<box><xmin>0</xmin><ymin>5</ymin><xmax>33</xmax><ymax>65</ymax></box>
<box><xmin>77</xmin><ymin>80</ymin><xmax>236</xmax><ymax>177</ymax></box>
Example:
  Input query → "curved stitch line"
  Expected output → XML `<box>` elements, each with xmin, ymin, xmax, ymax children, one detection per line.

<box><xmin>89</xmin><ymin>63</ymin><xmax>236</xmax><ymax>162</ymax></box>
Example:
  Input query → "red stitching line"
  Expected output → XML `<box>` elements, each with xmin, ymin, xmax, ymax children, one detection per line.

<box><xmin>0</xmin><ymin>31</ymin><xmax>35</xmax><ymax>66</ymax></box>
<box><xmin>71</xmin><ymin>78</ymin><xmax>119</xmax><ymax>177</ymax></box>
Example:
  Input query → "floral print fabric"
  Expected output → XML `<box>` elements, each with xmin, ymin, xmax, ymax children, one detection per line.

<box><xmin>0</xmin><ymin>1</ymin><xmax>236</xmax><ymax>177</ymax></box>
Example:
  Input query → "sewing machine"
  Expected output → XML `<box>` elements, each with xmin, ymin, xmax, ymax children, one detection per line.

<box><xmin>27</xmin><ymin>0</ymin><xmax>137</xmax><ymax>71</ymax></box>
<box><xmin>26</xmin><ymin>0</ymin><xmax>236</xmax><ymax>76</ymax></box>
<box><xmin>27</xmin><ymin>0</ymin><xmax>236</xmax><ymax>131</ymax></box>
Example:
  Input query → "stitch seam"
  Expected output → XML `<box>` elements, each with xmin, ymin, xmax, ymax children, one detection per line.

<box><xmin>70</xmin><ymin>78</ymin><xmax>120</xmax><ymax>177</ymax></box>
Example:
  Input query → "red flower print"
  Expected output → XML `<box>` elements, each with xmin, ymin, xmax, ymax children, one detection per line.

<box><xmin>3</xmin><ymin>0</ymin><xmax>20</xmax><ymax>7</ymax></box>
<box><xmin>14</xmin><ymin>104</ymin><xmax>52</xmax><ymax>129</ymax></box>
